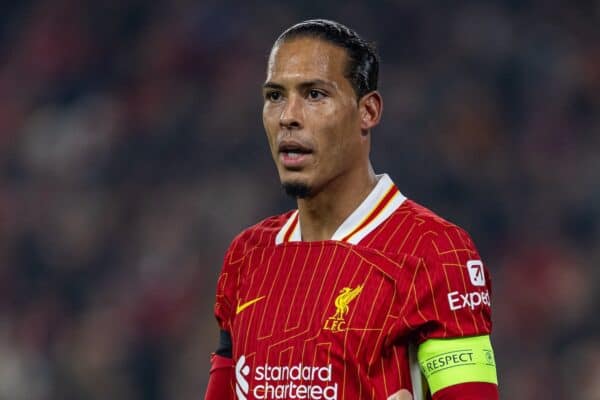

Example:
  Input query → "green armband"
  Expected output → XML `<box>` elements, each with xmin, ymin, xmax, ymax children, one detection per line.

<box><xmin>417</xmin><ymin>335</ymin><xmax>498</xmax><ymax>394</ymax></box>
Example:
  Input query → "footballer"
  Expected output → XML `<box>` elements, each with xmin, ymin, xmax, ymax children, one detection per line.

<box><xmin>205</xmin><ymin>19</ymin><xmax>499</xmax><ymax>400</ymax></box>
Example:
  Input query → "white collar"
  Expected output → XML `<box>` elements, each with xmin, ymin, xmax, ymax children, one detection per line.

<box><xmin>275</xmin><ymin>174</ymin><xmax>406</xmax><ymax>245</ymax></box>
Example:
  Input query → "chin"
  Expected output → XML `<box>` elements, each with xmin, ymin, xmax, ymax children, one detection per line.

<box><xmin>281</xmin><ymin>179</ymin><xmax>312</xmax><ymax>199</ymax></box>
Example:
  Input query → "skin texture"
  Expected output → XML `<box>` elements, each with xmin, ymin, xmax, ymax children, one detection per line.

<box><xmin>262</xmin><ymin>37</ymin><xmax>383</xmax><ymax>241</ymax></box>
<box><xmin>387</xmin><ymin>389</ymin><xmax>413</xmax><ymax>400</ymax></box>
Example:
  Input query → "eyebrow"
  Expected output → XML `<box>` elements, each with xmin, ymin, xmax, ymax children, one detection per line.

<box><xmin>263</xmin><ymin>79</ymin><xmax>336</xmax><ymax>91</ymax></box>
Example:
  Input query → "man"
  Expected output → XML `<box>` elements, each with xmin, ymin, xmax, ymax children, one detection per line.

<box><xmin>205</xmin><ymin>19</ymin><xmax>499</xmax><ymax>400</ymax></box>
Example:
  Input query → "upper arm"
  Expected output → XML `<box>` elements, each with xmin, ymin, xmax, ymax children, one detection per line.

<box><xmin>402</xmin><ymin>225</ymin><xmax>498</xmax><ymax>397</ymax></box>
<box><xmin>418</xmin><ymin>335</ymin><xmax>498</xmax><ymax>397</ymax></box>
<box><xmin>407</xmin><ymin>225</ymin><xmax>494</xmax><ymax>341</ymax></box>
<box><xmin>214</xmin><ymin>240</ymin><xmax>244</xmax><ymax>332</ymax></box>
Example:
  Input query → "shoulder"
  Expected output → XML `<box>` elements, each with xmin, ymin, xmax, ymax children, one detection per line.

<box><xmin>215</xmin><ymin>212</ymin><xmax>292</xmax><ymax>329</ymax></box>
<box><xmin>218</xmin><ymin>211</ymin><xmax>292</xmax><ymax>283</ymax></box>
<box><xmin>391</xmin><ymin>201</ymin><xmax>488</xmax><ymax>296</ymax></box>
<box><xmin>388</xmin><ymin>201</ymin><xmax>493</xmax><ymax>338</ymax></box>
<box><xmin>225</xmin><ymin>210</ymin><xmax>294</xmax><ymax>261</ymax></box>
<box><xmin>370</xmin><ymin>199</ymin><xmax>479</xmax><ymax>259</ymax></box>
<box><xmin>406</xmin><ymin>199</ymin><xmax>476</xmax><ymax>251</ymax></box>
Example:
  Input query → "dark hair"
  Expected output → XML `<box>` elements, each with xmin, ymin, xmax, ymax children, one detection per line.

<box><xmin>275</xmin><ymin>19</ymin><xmax>379</xmax><ymax>99</ymax></box>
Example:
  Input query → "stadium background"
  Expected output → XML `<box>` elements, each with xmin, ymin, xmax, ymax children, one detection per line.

<box><xmin>1</xmin><ymin>0</ymin><xmax>598</xmax><ymax>399</ymax></box>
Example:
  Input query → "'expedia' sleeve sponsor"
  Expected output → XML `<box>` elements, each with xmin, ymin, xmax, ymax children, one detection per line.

<box><xmin>399</xmin><ymin>225</ymin><xmax>493</xmax><ymax>342</ymax></box>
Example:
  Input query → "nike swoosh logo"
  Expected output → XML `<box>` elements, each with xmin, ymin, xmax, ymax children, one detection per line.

<box><xmin>236</xmin><ymin>296</ymin><xmax>266</xmax><ymax>314</ymax></box>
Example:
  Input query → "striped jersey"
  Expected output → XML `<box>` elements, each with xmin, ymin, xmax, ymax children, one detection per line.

<box><xmin>214</xmin><ymin>174</ymin><xmax>493</xmax><ymax>399</ymax></box>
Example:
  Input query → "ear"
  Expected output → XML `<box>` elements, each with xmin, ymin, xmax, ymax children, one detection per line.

<box><xmin>359</xmin><ymin>91</ymin><xmax>383</xmax><ymax>132</ymax></box>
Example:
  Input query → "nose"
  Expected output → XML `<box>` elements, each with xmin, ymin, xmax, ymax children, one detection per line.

<box><xmin>280</xmin><ymin>94</ymin><xmax>303</xmax><ymax>130</ymax></box>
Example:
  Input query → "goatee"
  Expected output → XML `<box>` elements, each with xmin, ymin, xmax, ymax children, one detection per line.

<box><xmin>282</xmin><ymin>182</ymin><xmax>312</xmax><ymax>199</ymax></box>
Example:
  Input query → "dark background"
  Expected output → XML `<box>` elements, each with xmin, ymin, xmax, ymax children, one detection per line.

<box><xmin>0</xmin><ymin>1</ymin><xmax>598</xmax><ymax>399</ymax></box>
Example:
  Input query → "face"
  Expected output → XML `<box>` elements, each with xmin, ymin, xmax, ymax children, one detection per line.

<box><xmin>262</xmin><ymin>37</ymin><xmax>368</xmax><ymax>197</ymax></box>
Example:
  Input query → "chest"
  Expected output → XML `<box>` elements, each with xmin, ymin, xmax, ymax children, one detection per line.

<box><xmin>231</xmin><ymin>242</ymin><xmax>416</xmax><ymax>365</ymax></box>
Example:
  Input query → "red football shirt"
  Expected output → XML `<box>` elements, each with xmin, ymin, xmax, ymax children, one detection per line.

<box><xmin>215</xmin><ymin>174</ymin><xmax>492</xmax><ymax>400</ymax></box>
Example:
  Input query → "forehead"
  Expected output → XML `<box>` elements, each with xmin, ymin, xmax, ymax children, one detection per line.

<box><xmin>266</xmin><ymin>37</ymin><xmax>349</xmax><ymax>84</ymax></box>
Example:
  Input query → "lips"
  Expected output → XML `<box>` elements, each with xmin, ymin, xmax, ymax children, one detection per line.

<box><xmin>278</xmin><ymin>140</ymin><xmax>313</xmax><ymax>168</ymax></box>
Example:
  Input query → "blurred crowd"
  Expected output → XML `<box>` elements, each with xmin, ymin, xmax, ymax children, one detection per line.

<box><xmin>0</xmin><ymin>0</ymin><xmax>598</xmax><ymax>399</ymax></box>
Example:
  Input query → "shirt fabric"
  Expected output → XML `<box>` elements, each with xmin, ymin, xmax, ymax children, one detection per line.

<box><xmin>214</xmin><ymin>174</ymin><xmax>493</xmax><ymax>400</ymax></box>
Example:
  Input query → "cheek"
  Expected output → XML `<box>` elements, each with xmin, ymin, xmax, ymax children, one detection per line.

<box><xmin>315</xmin><ymin>128</ymin><xmax>350</xmax><ymax>171</ymax></box>
<box><xmin>318</xmin><ymin>110</ymin><xmax>359</xmax><ymax>156</ymax></box>
<box><xmin>263</xmin><ymin>109</ymin><xmax>279</xmax><ymax>151</ymax></box>
<box><xmin>262</xmin><ymin>105</ymin><xmax>272</xmax><ymax>131</ymax></box>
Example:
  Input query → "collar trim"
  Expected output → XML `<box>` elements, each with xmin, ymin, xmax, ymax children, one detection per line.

<box><xmin>275</xmin><ymin>174</ymin><xmax>405</xmax><ymax>245</ymax></box>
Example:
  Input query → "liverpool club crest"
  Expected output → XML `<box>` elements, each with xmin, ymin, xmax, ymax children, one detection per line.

<box><xmin>323</xmin><ymin>285</ymin><xmax>363</xmax><ymax>332</ymax></box>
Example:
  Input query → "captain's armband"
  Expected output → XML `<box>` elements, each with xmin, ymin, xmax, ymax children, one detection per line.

<box><xmin>417</xmin><ymin>335</ymin><xmax>498</xmax><ymax>395</ymax></box>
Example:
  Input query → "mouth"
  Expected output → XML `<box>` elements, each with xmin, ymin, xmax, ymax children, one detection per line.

<box><xmin>278</xmin><ymin>140</ymin><xmax>313</xmax><ymax>169</ymax></box>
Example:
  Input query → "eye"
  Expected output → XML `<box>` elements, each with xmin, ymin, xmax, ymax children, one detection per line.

<box><xmin>308</xmin><ymin>89</ymin><xmax>326</xmax><ymax>100</ymax></box>
<box><xmin>265</xmin><ymin>91</ymin><xmax>283</xmax><ymax>102</ymax></box>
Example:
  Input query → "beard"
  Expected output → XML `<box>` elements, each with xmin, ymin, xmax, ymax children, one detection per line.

<box><xmin>282</xmin><ymin>182</ymin><xmax>312</xmax><ymax>199</ymax></box>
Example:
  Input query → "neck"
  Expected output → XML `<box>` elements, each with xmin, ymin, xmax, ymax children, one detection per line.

<box><xmin>297</xmin><ymin>164</ymin><xmax>377</xmax><ymax>242</ymax></box>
